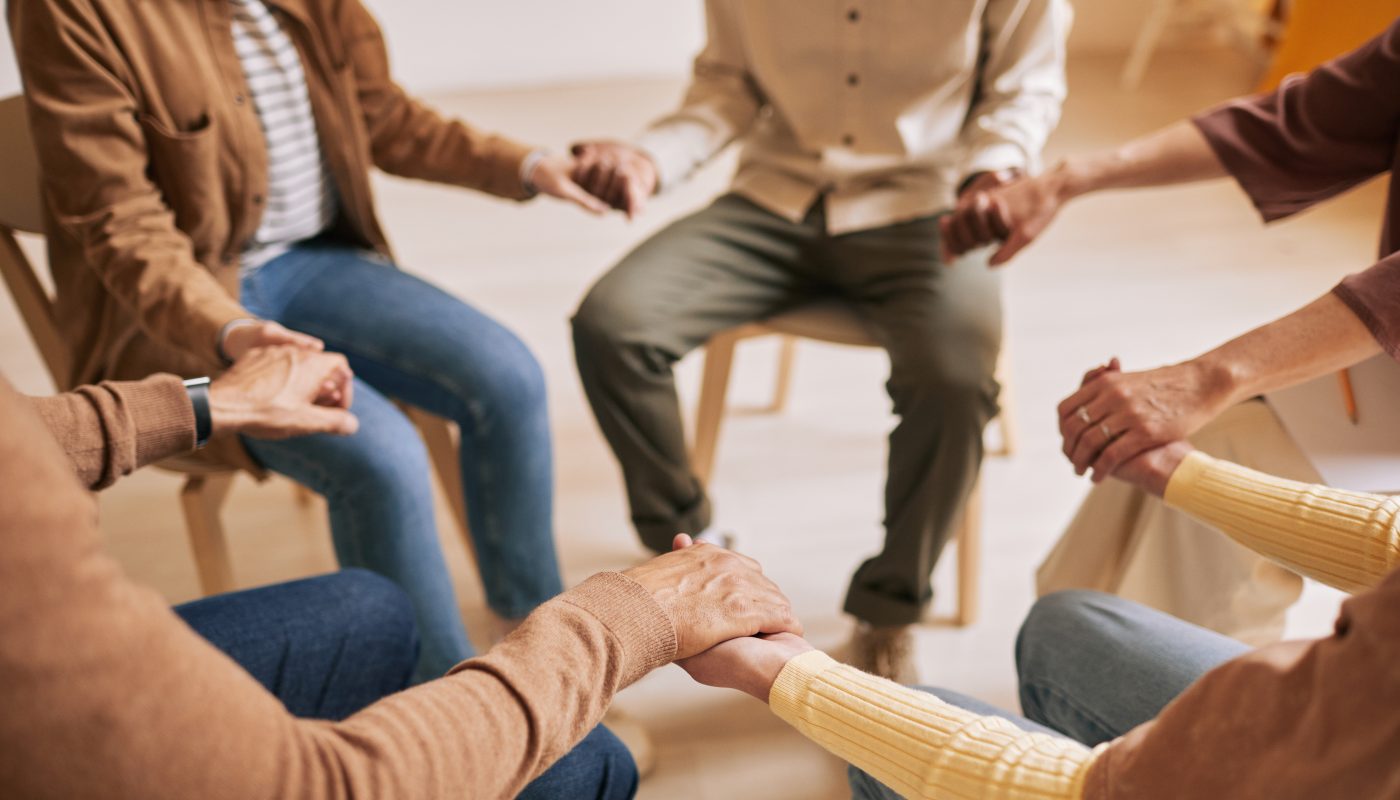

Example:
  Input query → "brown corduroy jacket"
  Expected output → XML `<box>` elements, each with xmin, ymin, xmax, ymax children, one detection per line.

<box><xmin>7</xmin><ymin>0</ymin><xmax>537</xmax><ymax>470</ymax></box>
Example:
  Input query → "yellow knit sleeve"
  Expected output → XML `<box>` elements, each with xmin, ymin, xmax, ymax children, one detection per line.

<box><xmin>1164</xmin><ymin>451</ymin><xmax>1400</xmax><ymax>594</ymax></box>
<box><xmin>768</xmin><ymin>651</ymin><xmax>1099</xmax><ymax>800</ymax></box>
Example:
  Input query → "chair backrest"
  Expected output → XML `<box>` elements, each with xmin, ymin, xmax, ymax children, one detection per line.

<box><xmin>0</xmin><ymin>94</ymin><xmax>71</xmax><ymax>388</ymax></box>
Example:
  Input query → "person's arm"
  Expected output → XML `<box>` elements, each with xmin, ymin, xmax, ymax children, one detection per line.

<box><xmin>334</xmin><ymin>0</ymin><xmax>603</xmax><ymax>213</ymax></box>
<box><xmin>945</xmin><ymin>17</ymin><xmax>1400</xmax><ymax>263</ymax></box>
<box><xmin>1161</xmin><ymin>452</ymin><xmax>1400</xmax><ymax>594</ymax></box>
<box><xmin>1057</xmin><ymin>290</ymin><xmax>1382</xmax><ymax>481</ymax></box>
<box><xmin>28</xmin><ymin>348</ymin><xmax>358</xmax><ymax>491</ymax></box>
<box><xmin>630</xmin><ymin>0</ymin><xmax>763</xmax><ymax>191</ymax></box>
<box><xmin>956</xmin><ymin>0</ymin><xmax>1072</xmax><ymax>183</ymax></box>
<box><xmin>8</xmin><ymin>0</ymin><xmax>250</xmax><ymax>370</ymax></box>
<box><xmin>0</xmin><ymin>380</ymin><xmax>800</xmax><ymax>800</ymax></box>
<box><xmin>680</xmin><ymin>635</ymin><xmax>1100</xmax><ymax>799</ymax></box>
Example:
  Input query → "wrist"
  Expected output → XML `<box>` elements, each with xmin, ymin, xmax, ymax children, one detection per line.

<box><xmin>1191</xmin><ymin>351</ymin><xmax>1248</xmax><ymax>411</ymax></box>
<box><xmin>520</xmin><ymin>149</ymin><xmax>549</xmax><ymax>197</ymax></box>
<box><xmin>183</xmin><ymin>377</ymin><xmax>213</xmax><ymax>447</ymax></box>
<box><xmin>1049</xmin><ymin>157</ymin><xmax>1091</xmax><ymax>204</ymax></box>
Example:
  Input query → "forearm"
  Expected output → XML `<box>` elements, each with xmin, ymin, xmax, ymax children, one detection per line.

<box><xmin>28</xmin><ymin>375</ymin><xmax>195</xmax><ymax>490</ymax></box>
<box><xmin>1190</xmin><ymin>292</ymin><xmax>1382</xmax><ymax>411</ymax></box>
<box><xmin>1164</xmin><ymin>453</ymin><xmax>1399</xmax><ymax>593</ymax></box>
<box><xmin>770</xmin><ymin>652</ymin><xmax>1097</xmax><ymax>800</ymax></box>
<box><xmin>1053</xmin><ymin>120</ymin><xmax>1229</xmax><ymax>203</ymax></box>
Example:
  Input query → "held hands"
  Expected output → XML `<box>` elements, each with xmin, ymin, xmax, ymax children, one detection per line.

<box><xmin>569</xmin><ymin>141</ymin><xmax>659</xmax><ymax>219</ymax></box>
<box><xmin>527</xmin><ymin>152</ymin><xmax>611</xmax><ymax>215</ymax></box>
<box><xmin>221</xmin><ymin>319</ymin><xmax>325</xmax><ymax>363</ymax></box>
<box><xmin>209</xmin><ymin>346</ymin><xmax>359</xmax><ymax>440</ymax></box>
<box><xmin>621</xmin><ymin>534</ymin><xmax>802</xmax><ymax>661</ymax></box>
<box><xmin>940</xmin><ymin>165</ymin><xmax>1071</xmax><ymax>266</ymax></box>
<box><xmin>1057</xmin><ymin>357</ymin><xmax>1227</xmax><ymax>484</ymax></box>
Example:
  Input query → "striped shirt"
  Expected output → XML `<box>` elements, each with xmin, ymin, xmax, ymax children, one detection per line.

<box><xmin>230</xmin><ymin>0</ymin><xmax>338</xmax><ymax>271</ymax></box>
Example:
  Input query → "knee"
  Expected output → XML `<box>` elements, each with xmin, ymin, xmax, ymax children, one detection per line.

<box><xmin>1016</xmin><ymin>590</ymin><xmax>1105</xmax><ymax>681</ymax></box>
<box><xmin>890</xmin><ymin>352</ymin><xmax>999</xmax><ymax>418</ymax></box>
<box><xmin>324</xmin><ymin>569</ymin><xmax>420</xmax><ymax>674</ymax></box>
<box><xmin>330</xmin><ymin>417</ymin><xmax>434</xmax><ymax>500</ymax></box>
<box><xmin>470</xmin><ymin>337</ymin><xmax>548</xmax><ymax>421</ymax></box>
<box><xmin>571</xmin><ymin>282</ymin><xmax>650</xmax><ymax>359</ymax></box>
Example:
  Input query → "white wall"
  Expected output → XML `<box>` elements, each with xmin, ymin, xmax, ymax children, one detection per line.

<box><xmin>0</xmin><ymin>0</ymin><xmax>1162</xmax><ymax>99</ymax></box>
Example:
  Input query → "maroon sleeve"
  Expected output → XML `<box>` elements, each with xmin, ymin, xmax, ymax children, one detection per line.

<box><xmin>1191</xmin><ymin>20</ymin><xmax>1400</xmax><ymax>223</ymax></box>
<box><xmin>1334</xmin><ymin>251</ymin><xmax>1400</xmax><ymax>361</ymax></box>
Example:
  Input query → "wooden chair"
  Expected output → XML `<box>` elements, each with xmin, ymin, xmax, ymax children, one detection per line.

<box><xmin>690</xmin><ymin>301</ymin><xmax>1017</xmax><ymax>627</ymax></box>
<box><xmin>0</xmin><ymin>95</ymin><xmax>478</xmax><ymax>598</ymax></box>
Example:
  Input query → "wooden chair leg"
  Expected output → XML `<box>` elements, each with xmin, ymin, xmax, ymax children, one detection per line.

<box><xmin>179</xmin><ymin>473</ymin><xmax>237</xmax><ymax>597</ymax></box>
<box><xmin>404</xmin><ymin>407</ymin><xmax>479</xmax><ymax>573</ymax></box>
<box><xmin>691</xmin><ymin>331</ymin><xmax>741</xmax><ymax>487</ymax></box>
<box><xmin>765</xmin><ymin>335</ymin><xmax>798</xmax><ymax>413</ymax></box>
<box><xmin>953</xmin><ymin>480</ymin><xmax>982</xmax><ymax>627</ymax></box>
<box><xmin>988</xmin><ymin>338</ymin><xmax>1017</xmax><ymax>458</ymax></box>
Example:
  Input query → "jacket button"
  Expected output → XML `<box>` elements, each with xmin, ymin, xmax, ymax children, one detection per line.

<box><xmin>847</xmin><ymin>73</ymin><xmax>860</xmax><ymax>87</ymax></box>
<box><xmin>234</xmin><ymin>93</ymin><xmax>246</xmax><ymax>105</ymax></box>
<box><xmin>253</xmin><ymin>194</ymin><xmax>264</xmax><ymax>205</ymax></box>
<box><xmin>847</xmin><ymin>8</ymin><xmax>860</xmax><ymax>22</ymax></box>
<box><xmin>842</xmin><ymin>134</ymin><xmax>856</xmax><ymax>147</ymax></box>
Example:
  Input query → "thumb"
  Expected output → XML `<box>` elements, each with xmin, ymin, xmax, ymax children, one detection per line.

<box><xmin>559</xmin><ymin>178</ymin><xmax>609</xmax><ymax>215</ymax></box>
<box><xmin>989</xmin><ymin>232</ymin><xmax>1029</xmax><ymax>267</ymax></box>
<box><xmin>267</xmin><ymin>323</ymin><xmax>325</xmax><ymax>351</ymax></box>
<box><xmin>672</xmin><ymin>533</ymin><xmax>694</xmax><ymax>551</ymax></box>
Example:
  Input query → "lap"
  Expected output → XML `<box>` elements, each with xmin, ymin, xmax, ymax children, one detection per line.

<box><xmin>1016</xmin><ymin>590</ymin><xmax>1250</xmax><ymax>745</ymax></box>
<box><xmin>175</xmin><ymin>570</ymin><xmax>418</xmax><ymax>720</ymax></box>
<box><xmin>241</xmin><ymin>241</ymin><xmax>542</xmax><ymax>407</ymax></box>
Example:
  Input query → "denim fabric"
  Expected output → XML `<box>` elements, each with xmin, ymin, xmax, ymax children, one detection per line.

<box><xmin>238</xmin><ymin>241</ymin><xmax>564</xmax><ymax>680</ymax></box>
<box><xmin>848</xmin><ymin>590</ymin><xmax>1251</xmax><ymax>799</ymax></box>
<box><xmin>178</xmin><ymin>570</ymin><xmax>636</xmax><ymax>797</ymax></box>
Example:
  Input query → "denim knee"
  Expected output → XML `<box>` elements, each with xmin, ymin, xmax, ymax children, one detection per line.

<box><xmin>1017</xmin><ymin>591</ymin><xmax>1102</xmax><ymax>674</ymax></box>
<box><xmin>327</xmin><ymin>568</ymin><xmax>420</xmax><ymax>669</ymax></box>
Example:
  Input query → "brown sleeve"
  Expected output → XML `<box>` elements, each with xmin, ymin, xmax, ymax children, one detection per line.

<box><xmin>336</xmin><ymin>0</ymin><xmax>536</xmax><ymax>200</ymax></box>
<box><xmin>1084</xmin><ymin>573</ymin><xmax>1400</xmax><ymax>799</ymax></box>
<box><xmin>1334</xmin><ymin>252</ymin><xmax>1400</xmax><ymax>361</ymax></box>
<box><xmin>1191</xmin><ymin>19</ymin><xmax>1400</xmax><ymax>223</ymax></box>
<box><xmin>27</xmin><ymin>374</ymin><xmax>195</xmax><ymax>491</ymax></box>
<box><xmin>0</xmin><ymin>374</ymin><xmax>677</xmax><ymax>800</ymax></box>
<box><xmin>7</xmin><ymin>0</ymin><xmax>249</xmax><ymax>370</ymax></box>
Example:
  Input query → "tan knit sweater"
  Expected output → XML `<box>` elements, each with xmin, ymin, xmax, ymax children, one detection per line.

<box><xmin>0</xmin><ymin>374</ymin><xmax>679</xmax><ymax>799</ymax></box>
<box><xmin>769</xmin><ymin>452</ymin><xmax>1400</xmax><ymax>799</ymax></box>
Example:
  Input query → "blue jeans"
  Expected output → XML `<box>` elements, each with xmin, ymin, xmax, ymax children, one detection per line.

<box><xmin>849</xmin><ymin>590</ymin><xmax>1251</xmax><ymax>799</ymax></box>
<box><xmin>177</xmin><ymin>570</ymin><xmax>637</xmax><ymax>798</ymax></box>
<box><xmin>238</xmin><ymin>241</ymin><xmax>564</xmax><ymax>681</ymax></box>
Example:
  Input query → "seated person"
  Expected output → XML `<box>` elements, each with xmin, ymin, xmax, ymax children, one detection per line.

<box><xmin>568</xmin><ymin>0</ymin><xmax>1071</xmax><ymax>681</ymax></box>
<box><xmin>9</xmin><ymin>0</ymin><xmax>610</xmax><ymax>680</ymax></box>
<box><xmin>940</xmin><ymin>17</ymin><xmax>1400</xmax><ymax>642</ymax></box>
<box><xmin>675</xmin><ymin>267</ymin><xmax>1400</xmax><ymax>798</ymax></box>
<box><xmin>0</xmin><ymin>351</ymin><xmax>800</xmax><ymax>799</ymax></box>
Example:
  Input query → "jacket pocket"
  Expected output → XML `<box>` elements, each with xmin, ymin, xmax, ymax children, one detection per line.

<box><xmin>138</xmin><ymin>112</ymin><xmax>230</xmax><ymax>257</ymax></box>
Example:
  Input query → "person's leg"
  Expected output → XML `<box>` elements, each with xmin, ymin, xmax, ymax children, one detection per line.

<box><xmin>824</xmin><ymin>212</ymin><xmax>1003</xmax><ymax>627</ymax></box>
<box><xmin>1015</xmin><ymin>590</ymin><xmax>1251</xmax><ymax>745</ymax></box>
<box><xmin>847</xmin><ymin>686</ymin><xmax>1064</xmax><ymax>799</ymax></box>
<box><xmin>517</xmin><ymin>725</ymin><xmax>639</xmax><ymax>800</ymax></box>
<box><xmin>239</xmin><ymin>380</ymin><xmax>472</xmax><ymax>682</ymax></box>
<box><xmin>572</xmin><ymin>194</ymin><xmax>823</xmax><ymax>551</ymax></box>
<box><xmin>174</xmin><ymin>569</ymin><xmax>418</xmax><ymax>720</ymax></box>
<box><xmin>245</xmin><ymin>244</ymin><xmax>563</xmax><ymax>622</ymax></box>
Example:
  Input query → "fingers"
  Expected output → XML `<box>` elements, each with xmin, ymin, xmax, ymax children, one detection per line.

<box><xmin>673</xmin><ymin>533</ymin><xmax>694</xmax><ymax>551</ymax></box>
<box><xmin>558</xmin><ymin>177</ymin><xmax>609</xmax><ymax>215</ymax></box>
<box><xmin>620</xmin><ymin>174</ymin><xmax>647</xmax><ymax>219</ymax></box>
<box><xmin>1068</xmin><ymin>412</ymin><xmax>1125</xmax><ymax>475</ymax></box>
<box><xmin>297</xmin><ymin>406</ymin><xmax>360</xmax><ymax>437</ymax></box>
<box><xmin>268</xmin><ymin>321</ymin><xmax>325</xmax><ymax>351</ymax></box>
<box><xmin>1088</xmin><ymin>431</ymin><xmax>1153</xmax><ymax>483</ymax></box>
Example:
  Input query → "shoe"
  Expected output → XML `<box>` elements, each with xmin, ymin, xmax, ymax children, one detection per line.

<box><xmin>603</xmin><ymin>708</ymin><xmax>656</xmax><ymax>778</ymax></box>
<box><xmin>843</xmin><ymin>622</ymin><xmax>919</xmax><ymax>684</ymax></box>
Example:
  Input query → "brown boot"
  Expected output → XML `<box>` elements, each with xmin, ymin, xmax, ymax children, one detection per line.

<box><xmin>843</xmin><ymin>623</ymin><xmax>919</xmax><ymax>684</ymax></box>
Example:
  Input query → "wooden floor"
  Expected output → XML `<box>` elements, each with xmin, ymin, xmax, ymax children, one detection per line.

<box><xmin>0</xmin><ymin>48</ymin><xmax>1375</xmax><ymax>799</ymax></box>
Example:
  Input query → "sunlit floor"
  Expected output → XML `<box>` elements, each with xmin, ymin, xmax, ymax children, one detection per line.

<box><xmin>0</xmin><ymin>48</ymin><xmax>1381</xmax><ymax>799</ymax></box>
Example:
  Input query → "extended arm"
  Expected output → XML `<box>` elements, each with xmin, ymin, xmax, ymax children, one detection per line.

<box><xmin>1164</xmin><ymin>452</ymin><xmax>1399</xmax><ymax>594</ymax></box>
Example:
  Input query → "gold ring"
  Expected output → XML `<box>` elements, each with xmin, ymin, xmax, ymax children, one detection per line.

<box><xmin>1100</xmin><ymin>422</ymin><xmax>1113</xmax><ymax>441</ymax></box>
<box><xmin>1076</xmin><ymin>406</ymin><xmax>1092</xmax><ymax>424</ymax></box>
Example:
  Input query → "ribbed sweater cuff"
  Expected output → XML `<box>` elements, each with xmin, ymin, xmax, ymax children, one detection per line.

<box><xmin>121</xmin><ymin>375</ymin><xmax>197</xmax><ymax>468</ymax></box>
<box><xmin>769</xmin><ymin>649</ymin><xmax>835</xmax><ymax>718</ymax></box>
<box><xmin>561</xmin><ymin>572</ymin><xmax>677</xmax><ymax>686</ymax></box>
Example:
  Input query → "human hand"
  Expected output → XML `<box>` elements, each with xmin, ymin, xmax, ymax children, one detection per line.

<box><xmin>527</xmin><ymin>152</ymin><xmax>611</xmax><ymax>215</ymax></box>
<box><xmin>1112</xmin><ymin>441</ymin><xmax>1194</xmax><ymax>497</ymax></box>
<box><xmin>221</xmin><ymin>319</ymin><xmax>324</xmax><ymax>363</ymax></box>
<box><xmin>678</xmin><ymin>631</ymin><xmax>815</xmax><ymax>702</ymax></box>
<box><xmin>1057</xmin><ymin>358</ymin><xmax>1232</xmax><ymax>482</ymax></box>
<box><xmin>621</xmin><ymin>533</ymin><xmax>802</xmax><ymax>660</ymax></box>
<box><xmin>209</xmin><ymin>346</ymin><xmax>359</xmax><ymax>439</ymax></box>
<box><xmin>570</xmin><ymin>141</ymin><xmax>659</xmax><ymax>219</ymax></box>
<box><xmin>940</xmin><ymin>165</ymin><xmax>1070</xmax><ymax>266</ymax></box>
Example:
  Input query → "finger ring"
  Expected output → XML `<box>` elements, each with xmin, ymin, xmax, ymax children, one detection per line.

<box><xmin>1099</xmin><ymin>422</ymin><xmax>1114</xmax><ymax>441</ymax></box>
<box><xmin>1076</xmin><ymin>406</ymin><xmax>1091</xmax><ymax>424</ymax></box>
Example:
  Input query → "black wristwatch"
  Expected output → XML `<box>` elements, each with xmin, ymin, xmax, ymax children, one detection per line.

<box><xmin>183</xmin><ymin>377</ymin><xmax>213</xmax><ymax>449</ymax></box>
